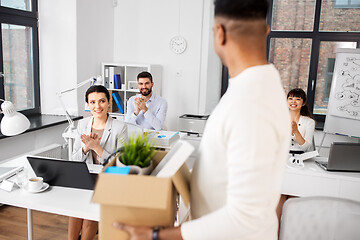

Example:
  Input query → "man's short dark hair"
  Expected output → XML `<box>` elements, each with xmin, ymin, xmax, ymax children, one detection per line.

<box><xmin>85</xmin><ymin>85</ymin><xmax>110</xmax><ymax>103</ymax></box>
<box><xmin>137</xmin><ymin>71</ymin><xmax>153</xmax><ymax>83</ymax></box>
<box><xmin>214</xmin><ymin>0</ymin><xmax>268</xmax><ymax>20</ymax></box>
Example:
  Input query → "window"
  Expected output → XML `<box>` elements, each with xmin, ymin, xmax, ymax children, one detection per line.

<box><xmin>0</xmin><ymin>0</ymin><xmax>39</xmax><ymax>115</ymax></box>
<box><xmin>322</xmin><ymin>58</ymin><xmax>335</xmax><ymax>103</ymax></box>
<box><xmin>1</xmin><ymin>0</ymin><xmax>32</xmax><ymax>11</ymax></box>
<box><xmin>334</xmin><ymin>0</ymin><xmax>360</xmax><ymax>8</ymax></box>
<box><xmin>267</xmin><ymin>0</ymin><xmax>360</xmax><ymax>125</ymax></box>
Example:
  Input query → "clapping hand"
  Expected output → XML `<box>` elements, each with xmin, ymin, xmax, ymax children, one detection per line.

<box><xmin>81</xmin><ymin>133</ymin><xmax>101</xmax><ymax>154</ymax></box>
<box><xmin>134</xmin><ymin>97</ymin><xmax>142</xmax><ymax>115</ymax></box>
<box><xmin>134</xmin><ymin>97</ymin><xmax>148</xmax><ymax>114</ymax></box>
<box><xmin>291</xmin><ymin>121</ymin><xmax>299</xmax><ymax>134</ymax></box>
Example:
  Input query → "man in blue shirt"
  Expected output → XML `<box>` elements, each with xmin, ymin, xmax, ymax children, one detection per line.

<box><xmin>124</xmin><ymin>71</ymin><xmax>167</xmax><ymax>130</ymax></box>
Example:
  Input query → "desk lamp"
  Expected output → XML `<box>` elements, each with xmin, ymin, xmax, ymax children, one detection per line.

<box><xmin>58</xmin><ymin>76</ymin><xmax>102</xmax><ymax>160</ymax></box>
<box><xmin>0</xmin><ymin>99</ymin><xmax>30</xmax><ymax>136</ymax></box>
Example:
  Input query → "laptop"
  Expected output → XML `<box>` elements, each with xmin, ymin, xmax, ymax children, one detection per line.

<box><xmin>0</xmin><ymin>166</ymin><xmax>23</xmax><ymax>182</ymax></box>
<box><xmin>27</xmin><ymin>156</ymin><xmax>98</xmax><ymax>190</ymax></box>
<box><xmin>315</xmin><ymin>142</ymin><xmax>360</xmax><ymax>172</ymax></box>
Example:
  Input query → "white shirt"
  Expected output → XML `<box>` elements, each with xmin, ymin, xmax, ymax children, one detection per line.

<box><xmin>290</xmin><ymin>115</ymin><xmax>315</xmax><ymax>152</ymax></box>
<box><xmin>124</xmin><ymin>93</ymin><xmax>167</xmax><ymax>131</ymax></box>
<box><xmin>181</xmin><ymin>64</ymin><xmax>291</xmax><ymax>240</ymax></box>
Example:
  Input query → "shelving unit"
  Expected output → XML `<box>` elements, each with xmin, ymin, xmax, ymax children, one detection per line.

<box><xmin>101</xmin><ymin>63</ymin><xmax>162</xmax><ymax>119</ymax></box>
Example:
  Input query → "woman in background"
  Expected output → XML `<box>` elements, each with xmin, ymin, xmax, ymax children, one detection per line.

<box><xmin>276</xmin><ymin>88</ymin><xmax>316</xmax><ymax>227</ymax></box>
<box><xmin>288</xmin><ymin>88</ymin><xmax>315</xmax><ymax>153</ymax></box>
<box><xmin>69</xmin><ymin>85</ymin><xmax>127</xmax><ymax>240</ymax></box>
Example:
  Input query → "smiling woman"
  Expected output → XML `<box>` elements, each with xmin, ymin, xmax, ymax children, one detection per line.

<box><xmin>287</xmin><ymin>88</ymin><xmax>315</xmax><ymax>153</ymax></box>
<box><xmin>69</xmin><ymin>85</ymin><xmax>128</xmax><ymax>240</ymax></box>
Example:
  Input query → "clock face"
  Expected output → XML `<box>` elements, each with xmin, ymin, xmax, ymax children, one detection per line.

<box><xmin>170</xmin><ymin>36</ymin><xmax>187</xmax><ymax>54</ymax></box>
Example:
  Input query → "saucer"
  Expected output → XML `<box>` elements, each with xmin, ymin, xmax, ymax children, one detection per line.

<box><xmin>22</xmin><ymin>182</ymin><xmax>49</xmax><ymax>193</ymax></box>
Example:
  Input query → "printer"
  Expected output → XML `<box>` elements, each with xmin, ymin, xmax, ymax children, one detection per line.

<box><xmin>178</xmin><ymin>114</ymin><xmax>209</xmax><ymax>136</ymax></box>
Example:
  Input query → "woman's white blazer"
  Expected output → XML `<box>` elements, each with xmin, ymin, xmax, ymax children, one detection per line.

<box><xmin>72</xmin><ymin>116</ymin><xmax>128</xmax><ymax>164</ymax></box>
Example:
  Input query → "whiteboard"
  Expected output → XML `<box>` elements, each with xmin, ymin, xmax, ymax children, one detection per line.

<box><xmin>324</xmin><ymin>48</ymin><xmax>360</xmax><ymax>138</ymax></box>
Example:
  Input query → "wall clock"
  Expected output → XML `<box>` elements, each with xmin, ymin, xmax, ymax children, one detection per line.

<box><xmin>170</xmin><ymin>36</ymin><xmax>187</xmax><ymax>54</ymax></box>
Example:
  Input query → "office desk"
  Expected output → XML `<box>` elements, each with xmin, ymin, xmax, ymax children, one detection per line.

<box><xmin>282</xmin><ymin>158</ymin><xmax>360</xmax><ymax>201</ymax></box>
<box><xmin>0</xmin><ymin>145</ymin><xmax>99</xmax><ymax>240</ymax></box>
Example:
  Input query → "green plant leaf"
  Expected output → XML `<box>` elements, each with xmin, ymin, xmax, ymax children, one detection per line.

<box><xmin>117</xmin><ymin>133</ymin><xmax>157</xmax><ymax>168</ymax></box>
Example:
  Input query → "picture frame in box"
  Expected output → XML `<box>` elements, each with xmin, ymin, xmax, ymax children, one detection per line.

<box><xmin>92</xmin><ymin>150</ymin><xmax>191</xmax><ymax>240</ymax></box>
<box><xmin>151</xmin><ymin>140</ymin><xmax>194</xmax><ymax>177</ymax></box>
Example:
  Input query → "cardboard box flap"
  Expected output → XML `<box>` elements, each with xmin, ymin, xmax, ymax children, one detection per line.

<box><xmin>171</xmin><ymin>164</ymin><xmax>191</xmax><ymax>207</ymax></box>
<box><xmin>93</xmin><ymin>173</ymin><xmax>173</xmax><ymax>209</ymax></box>
<box><xmin>152</xmin><ymin>150</ymin><xmax>168</xmax><ymax>168</ymax></box>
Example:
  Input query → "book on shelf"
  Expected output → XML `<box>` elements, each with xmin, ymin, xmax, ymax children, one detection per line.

<box><xmin>108</xmin><ymin>90</ymin><xmax>114</xmax><ymax>112</ymax></box>
<box><xmin>108</xmin><ymin>67</ymin><xmax>115</xmax><ymax>89</ymax></box>
<box><xmin>114</xmin><ymin>74</ymin><xmax>122</xmax><ymax>89</ymax></box>
<box><xmin>112</xmin><ymin>92</ymin><xmax>124</xmax><ymax>114</ymax></box>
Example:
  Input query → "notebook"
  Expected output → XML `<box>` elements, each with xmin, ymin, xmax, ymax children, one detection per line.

<box><xmin>315</xmin><ymin>142</ymin><xmax>360</xmax><ymax>172</ymax></box>
<box><xmin>27</xmin><ymin>156</ymin><xmax>97</xmax><ymax>190</ymax></box>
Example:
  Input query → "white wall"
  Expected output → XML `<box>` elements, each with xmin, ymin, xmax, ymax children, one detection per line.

<box><xmin>76</xmin><ymin>0</ymin><xmax>115</xmax><ymax>113</ymax></box>
<box><xmin>39</xmin><ymin>0</ymin><xmax>115</xmax><ymax>116</ymax></box>
<box><xmin>113</xmin><ymin>0</ymin><xmax>221</xmax><ymax>130</ymax></box>
<box><xmin>39</xmin><ymin>0</ymin><xmax>78</xmax><ymax>115</ymax></box>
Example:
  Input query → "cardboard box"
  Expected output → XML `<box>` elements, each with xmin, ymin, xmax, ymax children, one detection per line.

<box><xmin>92</xmin><ymin>151</ymin><xmax>190</xmax><ymax>240</ymax></box>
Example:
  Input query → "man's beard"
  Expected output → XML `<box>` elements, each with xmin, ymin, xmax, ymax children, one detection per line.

<box><xmin>141</xmin><ymin>88</ymin><xmax>152</xmax><ymax>96</ymax></box>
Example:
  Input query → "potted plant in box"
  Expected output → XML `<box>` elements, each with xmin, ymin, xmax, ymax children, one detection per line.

<box><xmin>115</xmin><ymin>134</ymin><xmax>156</xmax><ymax>175</ymax></box>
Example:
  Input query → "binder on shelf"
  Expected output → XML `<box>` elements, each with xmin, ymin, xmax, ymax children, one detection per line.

<box><xmin>108</xmin><ymin>67</ymin><xmax>115</xmax><ymax>89</ymax></box>
<box><xmin>104</xmin><ymin>68</ymin><xmax>109</xmax><ymax>88</ymax></box>
<box><xmin>112</xmin><ymin>92</ymin><xmax>124</xmax><ymax>114</ymax></box>
<box><xmin>114</xmin><ymin>74</ymin><xmax>122</xmax><ymax>89</ymax></box>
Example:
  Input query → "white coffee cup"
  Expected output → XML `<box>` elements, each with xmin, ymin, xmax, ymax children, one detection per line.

<box><xmin>28</xmin><ymin>177</ymin><xmax>43</xmax><ymax>191</ymax></box>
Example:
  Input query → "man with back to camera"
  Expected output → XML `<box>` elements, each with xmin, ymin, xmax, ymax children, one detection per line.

<box><xmin>124</xmin><ymin>71</ymin><xmax>167</xmax><ymax>131</ymax></box>
<box><xmin>114</xmin><ymin>0</ymin><xmax>291</xmax><ymax>239</ymax></box>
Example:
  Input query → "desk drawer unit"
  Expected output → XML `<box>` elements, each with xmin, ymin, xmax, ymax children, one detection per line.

<box><xmin>282</xmin><ymin>172</ymin><xmax>340</xmax><ymax>197</ymax></box>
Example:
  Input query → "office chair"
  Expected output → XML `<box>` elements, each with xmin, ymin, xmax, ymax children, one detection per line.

<box><xmin>310</xmin><ymin>136</ymin><xmax>316</xmax><ymax>151</ymax></box>
<box><xmin>279</xmin><ymin>196</ymin><xmax>360</xmax><ymax>240</ymax></box>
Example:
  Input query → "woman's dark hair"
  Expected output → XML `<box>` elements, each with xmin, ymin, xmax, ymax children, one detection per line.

<box><xmin>287</xmin><ymin>88</ymin><xmax>314</xmax><ymax>119</ymax></box>
<box><xmin>85</xmin><ymin>85</ymin><xmax>110</xmax><ymax>103</ymax></box>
